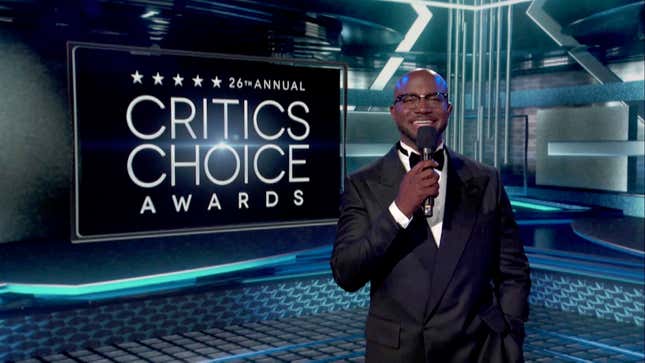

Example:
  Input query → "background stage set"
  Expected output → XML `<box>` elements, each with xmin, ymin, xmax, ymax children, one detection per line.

<box><xmin>0</xmin><ymin>0</ymin><xmax>643</xmax><ymax>362</ymax></box>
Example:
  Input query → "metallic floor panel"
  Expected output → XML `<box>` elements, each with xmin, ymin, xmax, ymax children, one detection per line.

<box><xmin>18</xmin><ymin>305</ymin><xmax>644</xmax><ymax>363</ymax></box>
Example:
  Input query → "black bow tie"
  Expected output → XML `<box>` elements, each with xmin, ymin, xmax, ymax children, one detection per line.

<box><xmin>398</xmin><ymin>143</ymin><xmax>445</xmax><ymax>170</ymax></box>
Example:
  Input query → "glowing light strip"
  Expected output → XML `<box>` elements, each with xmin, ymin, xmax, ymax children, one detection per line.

<box><xmin>0</xmin><ymin>255</ymin><xmax>294</xmax><ymax>297</ymax></box>
<box><xmin>396</xmin><ymin>3</ymin><xmax>432</xmax><ymax>52</ymax></box>
<box><xmin>516</xmin><ymin>219</ymin><xmax>572</xmax><ymax>225</ymax></box>
<box><xmin>370</xmin><ymin>2</ymin><xmax>432</xmax><ymax>90</ymax></box>
<box><xmin>510</xmin><ymin>200</ymin><xmax>561</xmax><ymax>211</ymax></box>
<box><xmin>344</xmin><ymin>143</ymin><xmax>393</xmax><ymax>157</ymax></box>
<box><xmin>376</xmin><ymin>0</ymin><xmax>532</xmax><ymax>11</ymax></box>
<box><xmin>478</xmin><ymin>0</ymin><xmax>533</xmax><ymax>10</ymax></box>
<box><xmin>141</xmin><ymin>10</ymin><xmax>159</xmax><ymax>18</ymax></box>
<box><xmin>548</xmin><ymin>141</ymin><xmax>645</xmax><ymax>157</ymax></box>
<box><xmin>370</xmin><ymin>56</ymin><xmax>404</xmax><ymax>90</ymax></box>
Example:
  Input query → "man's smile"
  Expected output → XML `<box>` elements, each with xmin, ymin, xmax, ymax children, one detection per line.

<box><xmin>413</xmin><ymin>120</ymin><xmax>435</xmax><ymax>130</ymax></box>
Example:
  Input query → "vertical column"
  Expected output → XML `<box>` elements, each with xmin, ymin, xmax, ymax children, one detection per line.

<box><xmin>459</xmin><ymin>10</ymin><xmax>467</xmax><ymax>154</ymax></box>
<box><xmin>452</xmin><ymin>4</ymin><xmax>461</xmax><ymax>150</ymax></box>
<box><xmin>504</xmin><ymin>5</ymin><xmax>513</xmax><ymax>164</ymax></box>
<box><xmin>477</xmin><ymin>0</ymin><xmax>485</xmax><ymax>162</ymax></box>
<box><xmin>487</xmin><ymin>6</ymin><xmax>494</xmax><ymax>140</ymax></box>
<box><xmin>447</xmin><ymin>4</ymin><xmax>453</xmax><ymax>147</ymax></box>
<box><xmin>494</xmin><ymin>6</ymin><xmax>502</xmax><ymax>167</ymax></box>
<box><xmin>471</xmin><ymin>0</ymin><xmax>478</xmax><ymax>109</ymax></box>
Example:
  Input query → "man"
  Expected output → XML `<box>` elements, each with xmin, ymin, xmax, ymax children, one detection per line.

<box><xmin>331</xmin><ymin>69</ymin><xmax>531</xmax><ymax>362</ymax></box>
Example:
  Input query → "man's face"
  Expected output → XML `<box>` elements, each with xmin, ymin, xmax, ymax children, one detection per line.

<box><xmin>389</xmin><ymin>71</ymin><xmax>452</xmax><ymax>149</ymax></box>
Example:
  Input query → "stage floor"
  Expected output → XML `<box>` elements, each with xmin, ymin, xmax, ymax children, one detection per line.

<box><xmin>15</xmin><ymin>305</ymin><xmax>644</xmax><ymax>363</ymax></box>
<box><xmin>2</xmin><ymin>196</ymin><xmax>643</xmax><ymax>362</ymax></box>
<box><xmin>0</xmin><ymin>196</ymin><xmax>640</xmax><ymax>287</ymax></box>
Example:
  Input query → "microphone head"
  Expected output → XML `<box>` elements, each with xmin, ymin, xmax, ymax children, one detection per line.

<box><xmin>416</xmin><ymin>126</ymin><xmax>439</xmax><ymax>152</ymax></box>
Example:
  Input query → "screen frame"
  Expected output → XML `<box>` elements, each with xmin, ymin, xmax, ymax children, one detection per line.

<box><xmin>68</xmin><ymin>41</ymin><xmax>348</xmax><ymax>243</ymax></box>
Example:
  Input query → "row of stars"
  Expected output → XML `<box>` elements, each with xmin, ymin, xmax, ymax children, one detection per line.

<box><xmin>130</xmin><ymin>71</ymin><xmax>222</xmax><ymax>87</ymax></box>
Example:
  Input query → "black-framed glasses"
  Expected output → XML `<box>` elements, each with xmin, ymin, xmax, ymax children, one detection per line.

<box><xmin>394</xmin><ymin>92</ymin><xmax>448</xmax><ymax>108</ymax></box>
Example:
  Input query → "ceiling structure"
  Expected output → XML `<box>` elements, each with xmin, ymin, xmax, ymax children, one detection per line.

<box><xmin>0</xmin><ymin>0</ymin><xmax>643</xmax><ymax>89</ymax></box>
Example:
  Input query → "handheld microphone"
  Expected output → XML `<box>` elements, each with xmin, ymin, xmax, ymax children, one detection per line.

<box><xmin>416</xmin><ymin>126</ymin><xmax>439</xmax><ymax>217</ymax></box>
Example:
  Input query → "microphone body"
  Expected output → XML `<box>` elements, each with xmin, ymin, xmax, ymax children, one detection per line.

<box><xmin>416</xmin><ymin>126</ymin><xmax>439</xmax><ymax>217</ymax></box>
<box><xmin>421</xmin><ymin>147</ymin><xmax>435</xmax><ymax>217</ymax></box>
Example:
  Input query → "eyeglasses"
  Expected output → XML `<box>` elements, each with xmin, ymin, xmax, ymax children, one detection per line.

<box><xmin>394</xmin><ymin>92</ymin><xmax>448</xmax><ymax>108</ymax></box>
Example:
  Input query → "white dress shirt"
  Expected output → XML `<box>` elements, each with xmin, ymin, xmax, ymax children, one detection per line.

<box><xmin>388</xmin><ymin>141</ymin><xmax>447</xmax><ymax>246</ymax></box>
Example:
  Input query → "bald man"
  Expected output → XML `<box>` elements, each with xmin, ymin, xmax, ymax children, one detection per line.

<box><xmin>331</xmin><ymin>69</ymin><xmax>530</xmax><ymax>362</ymax></box>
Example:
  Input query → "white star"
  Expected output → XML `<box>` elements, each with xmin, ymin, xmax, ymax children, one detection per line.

<box><xmin>152</xmin><ymin>72</ymin><xmax>164</xmax><ymax>85</ymax></box>
<box><xmin>211</xmin><ymin>76</ymin><xmax>222</xmax><ymax>88</ymax></box>
<box><xmin>192</xmin><ymin>75</ymin><xmax>203</xmax><ymax>87</ymax></box>
<box><xmin>173</xmin><ymin>73</ymin><xmax>184</xmax><ymax>86</ymax></box>
<box><xmin>131</xmin><ymin>70</ymin><xmax>143</xmax><ymax>84</ymax></box>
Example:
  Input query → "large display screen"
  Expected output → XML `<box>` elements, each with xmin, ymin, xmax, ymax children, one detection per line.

<box><xmin>70</xmin><ymin>43</ymin><xmax>344</xmax><ymax>242</ymax></box>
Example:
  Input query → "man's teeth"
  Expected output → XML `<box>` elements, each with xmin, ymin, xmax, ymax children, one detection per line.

<box><xmin>414</xmin><ymin>120</ymin><xmax>432</xmax><ymax>126</ymax></box>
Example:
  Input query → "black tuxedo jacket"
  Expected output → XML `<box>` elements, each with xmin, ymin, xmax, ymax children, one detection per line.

<box><xmin>331</xmin><ymin>146</ymin><xmax>531</xmax><ymax>362</ymax></box>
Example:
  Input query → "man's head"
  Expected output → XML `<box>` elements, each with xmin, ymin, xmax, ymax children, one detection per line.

<box><xmin>389</xmin><ymin>69</ymin><xmax>452</xmax><ymax>150</ymax></box>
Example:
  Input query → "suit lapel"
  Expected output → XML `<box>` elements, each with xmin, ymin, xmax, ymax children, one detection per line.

<box><xmin>425</xmin><ymin>149</ymin><xmax>490</xmax><ymax>318</ymax></box>
<box><xmin>366</xmin><ymin>145</ymin><xmax>406</xmax><ymax>213</ymax></box>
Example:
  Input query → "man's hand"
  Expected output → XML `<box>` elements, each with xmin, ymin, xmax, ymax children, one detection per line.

<box><xmin>395</xmin><ymin>160</ymin><xmax>440</xmax><ymax>218</ymax></box>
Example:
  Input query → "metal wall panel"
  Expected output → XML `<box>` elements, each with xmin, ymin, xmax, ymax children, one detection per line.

<box><xmin>536</xmin><ymin>105</ymin><xmax>629</xmax><ymax>192</ymax></box>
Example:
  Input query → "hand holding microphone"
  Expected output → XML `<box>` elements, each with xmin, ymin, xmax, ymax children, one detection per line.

<box><xmin>394</xmin><ymin>126</ymin><xmax>440</xmax><ymax>218</ymax></box>
<box><xmin>416</xmin><ymin>126</ymin><xmax>440</xmax><ymax>217</ymax></box>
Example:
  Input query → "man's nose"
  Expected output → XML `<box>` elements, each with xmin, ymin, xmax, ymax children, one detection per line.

<box><xmin>417</xmin><ymin>100</ymin><xmax>434</xmax><ymax>112</ymax></box>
